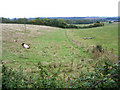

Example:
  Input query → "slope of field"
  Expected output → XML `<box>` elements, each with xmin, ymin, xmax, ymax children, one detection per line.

<box><xmin>2</xmin><ymin>24</ymin><xmax>94</xmax><ymax>77</ymax></box>
<box><xmin>67</xmin><ymin>23</ymin><xmax>118</xmax><ymax>55</ymax></box>
<box><xmin>2</xmin><ymin>23</ymin><xmax>118</xmax><ymax>79</ymax></box>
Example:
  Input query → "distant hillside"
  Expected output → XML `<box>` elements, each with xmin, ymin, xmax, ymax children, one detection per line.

<box><xmin>10</xmin><ymin>17</ymin><xmax>119</xmax><ymax>21</ymax></box>
<box><xmin>32</xmin><ymin>17</ymin><xmax>119</xmax><ymax>21</ymax></box>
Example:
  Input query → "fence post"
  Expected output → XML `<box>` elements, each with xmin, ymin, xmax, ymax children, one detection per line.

<box><xmin>24</xmin><ymin>17</ymin><xmax>26</xmax><ymax>32</ymax></box>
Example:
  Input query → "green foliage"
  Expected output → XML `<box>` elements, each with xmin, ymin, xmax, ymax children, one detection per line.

<box><xmin>96</xmin><ymin>21</ymin><xmax>100</xmax><ymax>23</ymax></box>
<box><xmin>2</xmin><ymin>65</ymin><xmax>27</xmax><ymax>89</ymax></box>
<box><xmin>2</xmin><ymin>61</ymin><xmax>120</xmax><ymax>89</ymax></box>
<box><xmin>109</xmin><ymin>21</ymin><xmax>112</xmax><ymax>24</ymax></box>
<box><xmin>33</xmin><ymin>62</ymin><xmax>60</xmax><ymax>88</ymax></box>
<box><xmin>92</xmin><ymin>62</ymin><xmax>120</xmax><ymax>88</ymax></box>
<box><xmin>2</xmin><ymin>17</ymin><xmax>12</xmax><ymax>23</ymax></box>
<box><xmin>2</xmin><ymin>17</ymin><xmax>104</xmax><ymax>29</ymax></box>
<box><xmin>93</xmin><ymin>22</ymin><xmax>104</xmax><ymax>27</ymax></box>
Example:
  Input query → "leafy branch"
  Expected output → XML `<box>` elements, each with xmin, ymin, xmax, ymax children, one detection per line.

<box><xmin>89</xmin><ymin>74</ymin><xmax>119</xmax><ymax>89</ymax></box>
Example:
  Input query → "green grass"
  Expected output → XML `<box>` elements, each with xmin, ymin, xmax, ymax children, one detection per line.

<box><xmin>67</xmin><ymin>23</ymin><xmax>118</xmax><ymax>55</ymax></box>
<box><xmin>2</xmin><ymin>23</ymin><xmax>118</xmax><ymax>79</ymax></box>
<box><xmin>2</xmin><ymin>24</ymin><xmax>92</xmax><ymax>76</ymax></box>
<box><xmin>70</xmin><ymin>24</ymin><xmax>92</xmax><ymax>27</ymax></box>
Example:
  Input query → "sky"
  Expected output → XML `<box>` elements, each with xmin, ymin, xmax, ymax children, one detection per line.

<box><xmin>0</xmin><ymin>0</ymin><xmax>120</xmax><ymax>18</ymax></box>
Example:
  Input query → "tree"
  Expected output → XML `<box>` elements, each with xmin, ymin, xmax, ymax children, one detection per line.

<box><xmin>96</xmin><ymin>21</ymin><xmax>100</xmax><ymax>23</ymax></box>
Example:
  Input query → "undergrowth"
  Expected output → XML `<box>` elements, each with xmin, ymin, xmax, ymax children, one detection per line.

<box><xmin>2</xmin><ymin>61</ymin><xmax>120</xmax><ymax>89</ymax></box>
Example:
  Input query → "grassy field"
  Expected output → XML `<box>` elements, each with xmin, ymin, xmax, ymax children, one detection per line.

<box><xmin>2</xmin><ymin>23</ymin><xmax>118</xmax><ymax>83</ymax></box>
<box><xmin>67</xmin><ymin>23</ymin><xmax>118</xmax><ymax>55</ymax></box>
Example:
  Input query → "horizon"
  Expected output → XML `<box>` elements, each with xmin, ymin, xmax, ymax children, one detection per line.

<box><xmin>2</xmin><ymin>16</ymin><xmax>119</xmax><ymax>19</ymax></box>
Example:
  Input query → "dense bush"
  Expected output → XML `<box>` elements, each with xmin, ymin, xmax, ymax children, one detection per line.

<box><xmin>93</xmin><ymin>22</ymin><xmax>104</xmax><ymax>27</ymax></box>
<box><xmin>2</xmin><ymin>61</ymin><xmax>120</xmax><ymax>89</ymax></box>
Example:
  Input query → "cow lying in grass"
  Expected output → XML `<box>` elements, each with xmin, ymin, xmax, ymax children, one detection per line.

<box><xmin>21</xmin><ymin>43</ymin><xmax>30</xmax><ymax>49</ymax></box>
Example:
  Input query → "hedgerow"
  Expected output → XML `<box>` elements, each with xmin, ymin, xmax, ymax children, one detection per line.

<box><xmin>2</xmin><ymin>61</ymin><xmax>120</xmax><ymax>89</ymax></box>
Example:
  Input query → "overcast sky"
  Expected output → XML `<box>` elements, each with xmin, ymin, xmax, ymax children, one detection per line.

<box><xmin>0</xmin><ymin>0</ymin><xmax>119</xmax><ymax>18</ymax></box>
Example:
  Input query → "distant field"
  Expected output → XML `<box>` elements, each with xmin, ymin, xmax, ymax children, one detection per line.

<box><xmin>2</xmin><ymin>23</ymin><xmax>118</xmax><ymax>79</ymax></box>
<box><xmin>69</xmin><ymin>24</ymin><xmax>92</xmax><ymax>27</ymax></box>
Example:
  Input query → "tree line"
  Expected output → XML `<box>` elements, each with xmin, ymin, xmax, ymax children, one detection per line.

<box><xmin>2</xmin><ymin>17</ymin><xmax>104</xmax><ymax>28</ymax></box>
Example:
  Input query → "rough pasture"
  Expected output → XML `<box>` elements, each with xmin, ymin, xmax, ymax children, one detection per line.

<box><xmin>2</xmin><ymin>23</ymin><xmax>119</xmax><ymax>88</ymax></box>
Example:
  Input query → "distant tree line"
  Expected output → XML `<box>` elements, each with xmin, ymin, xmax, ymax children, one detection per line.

<box><xmin>1</xmin><ymin>17</ymin><xmax>104</xmax><ymax>28</ymax></box>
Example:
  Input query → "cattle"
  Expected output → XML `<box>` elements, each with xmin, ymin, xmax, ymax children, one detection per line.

<box><xmin>21</xmin><ymin>43</ymin><xmax>30</xmax><ymax>49</ymax></box>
